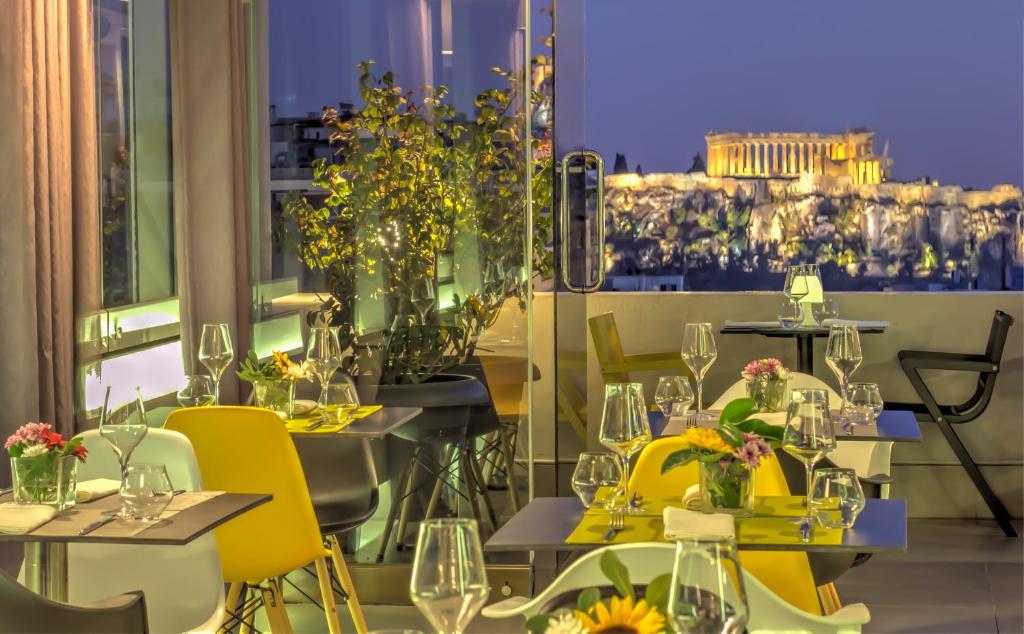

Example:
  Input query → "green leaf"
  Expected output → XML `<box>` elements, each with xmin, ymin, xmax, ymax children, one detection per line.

<box><xmin>525</xmin><ymin>614</ymin><xmax>552</xmax><ymax>633</ymax></box>
<box><xmin>599</xmin><ymin>550</ymin><xmax>634</xmax><ymax>601</ymax></box>
<box><xmin>716</xmin><ymin>424</ymin><xmax>744</xmax><ymax>448</ymax></box>
<box><xmin>645</xmin><ymin>573</ymin><xmax>673</xmax><ymax>615</ymax></box>
<box><xmin>720</xmin><ymin>398</ymin><xmax>757</xmax><ymax>424</ymax></box>
<box><xmin>698</xmin><ymin>452</ymin><xmax>727</xmax><ymax>463</ymax></box>
<box><xmin>661</xmin><ymin>450</ymin><xmax>698</xmax><ymax>474</ymax></box>
<box><xmin>577</xmin><ymin>587</ymin><xmax>600</xmax><ymax>612</ymax></box>
<box><xmin>735</xmin><ymin>419</ymin><xmax>785</xmax><ymax>444</ymax></box>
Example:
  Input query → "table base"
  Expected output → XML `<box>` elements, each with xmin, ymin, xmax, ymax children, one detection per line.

<box><xmin>24</xmin><ymin>542</ymin><xmax>67</xmax><ymax>602</ymax></box>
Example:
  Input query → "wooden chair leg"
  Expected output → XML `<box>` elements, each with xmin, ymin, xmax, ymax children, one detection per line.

<box><xmin>240</xmin><ymin>585</ymin><xmax>256</xmax><ymax>634</ymax></box>
<box><xmin>376</xmin><ymin>444</ymin><xmax>418</xmax><ymax>563</ymax></box>
<box><xmin>426</xmin><ymin>443</ymin><xmax>457</xmax><ymax>520</ymax></box>
<box><xmin>501</xmin><ymin>424</ymin><xmax>521</xmax><ymax>512</ymax></box>
<box><xmin>478</xmin><ymin>431</ymin><xmax>500</xmax><ymax>485</ymax></box>
<box><xmin>261</xmin><ymin>577</ymin><xmax>294</xmax><ymax>633</ymax></box>
<box><xmin>328</xmin><ymin>535</ymin><xmax>368</xmax><ymax>634</ymax></box>
<box><xmin>314</xmin><ymin>557</ymin><xmax>342</xmax><ymax>634</ymax></box>
<box><xmin>468</xmin><ymin>443</ymin><xmax>497</xmax><ymax>532</ymax></box>
<box><xmin>395</xmin><ymin>445</ymin><xmax>423</xmax><ymax>548</ymax></box>
<box><xmin>458</xmin><ymin>444</ymin><xmax>484</xmax><ymax>526</ymax></box>
<box><xmin>220</xmin><ymin>582</ymin><xmax>245</xmax><ymax>632</ymax></box>
<box><xmin>817</xmin><ymin>582</ymin><xmax>842</xmax><ymax>615</ymax></box>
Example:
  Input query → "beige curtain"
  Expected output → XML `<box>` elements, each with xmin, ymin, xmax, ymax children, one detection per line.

<box><xmin>170</xmin><ymin>0</ymin><xmax>253</xmax><ymax>404</ymax></box>
<box><xmin>0</xmin><ymin>0</ymin><xmax>100</xmax><ymax>464</ymax></box>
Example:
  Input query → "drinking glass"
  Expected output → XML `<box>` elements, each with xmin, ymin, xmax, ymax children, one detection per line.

<box><xmin>812</xmin><ymin>298</ymin><xmax>839</xmax><ymax>325</ymax></box>
<box><xmin>321</xmin><ymin>382</ymin><xmax>359</xmax><ymax>425</ymax></box>
<box><xmin>307</xmin><ymin>326</ymin><xmax>343</xmax><ymax>408</ymax></box>
<box><xmin>668</xmin><ymin>537</ymin><xmax>749</xmax><ymax>634</ymax></box>
<box><xmin>777</xmin><ymin>298</ymin><xmax>803</xmax><ymax>330</ymax></box>
<box><xmin>176</xmin><ymin>375</ymin><xmax>216</xmax><ymax>408</ymax></box>
<box><xmin>598</xmin><ymin>383</ymin><xmax>652</xmax><ymax>513</ymax></box>
<box><xmin>409</xmin><ymin>519</ymin><xmax>489</xmax><ymax>634</ymax></box>
<box><xmin>847</xmin><ymin>382</ymin><xmax>884</xmax><ymax>425</ymax></box>
<box><xmin>681</xmin><ymin>323</ymin><xmax>717</xmax><ymax>423</ymax></box>
<box><xmin>121</xmin><ymin>463</ymin><xmax>174</xmax><ymax>521</ymax></box>
<box><xmin>198</xmin><ymin>323</ymin><xmax>233</xmax><ymax>404</ymax></box>
<box><xmin>810</xmin><ymin>468</ymin><xmax>866</xmax><ymax>528</ymax></box>
<box><xmin>100</xmin><ymin>387</ymin><xmax>149</xmax><ymax>516</ymax></box>
<box><xmin>654</xmin><ymin>376</ymin><xmax>695</xmax><ymax>418</ymax></box>
<box><xmin>782</xmin><ymin>265</ymin><xmax>809</xmax><ymax>300</ymax></box>
<box><xmin>782</xmin><ymin>389</ymin><xmax>836</xmax><ymax>519</ymax></box>
<box><xmin>571</xmin><ymin>453</ymin><xmax>622</xmax><ymax>509</ymax></box>
<box><xmin>825</xmin><ymin>325</ymin><xmax>863</xmax><ymax>423</ymax></box>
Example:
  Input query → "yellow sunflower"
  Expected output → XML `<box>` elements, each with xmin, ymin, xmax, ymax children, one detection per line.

<box><xmin>680</xmin><ymin>426</ymin><xmax>733</xmax><ymax>454</ymax></box>
<box><xmin>574</xmin><ymin>596</ymin><xmax>666</xmax><ymax>634</ymax></box>
<box><xmin>272</xmin><ymin>350</ymin><xmax>294</xmax><ymax>374</ymax></box>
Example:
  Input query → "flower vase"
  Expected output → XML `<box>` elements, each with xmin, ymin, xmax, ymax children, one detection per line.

<box><xmin>253</xmin><ymin>379</ymin><xmax>295</xmax><ymax>419</ymax></box>
<box><xmin>10</xmin><ymin>454</ymin><xmax>78</xmax><ymax>510</ymax></box>
<box><xmin>746</xmin><ymin>377</ymin><xmax>789</xmax><ymax>413</ymax></box>
<box><xmin>699</xmin><ymin>460</ymin><xmax>754</xmax><ymax>517</ymax></box>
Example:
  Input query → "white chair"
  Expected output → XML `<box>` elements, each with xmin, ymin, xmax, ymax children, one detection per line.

<box><xmin>483</xmin><ymin>543</ymin><xmax>870</xmax><ymax>634</ymax></box>
<box><xmin>54</xmin><ymin>429</ymin><xmax>224</xmax><ymax>633</ymax></box>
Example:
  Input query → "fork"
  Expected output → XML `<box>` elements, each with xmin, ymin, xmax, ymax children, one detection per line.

<box><xmin>602</xmin><ymin>511</ymin><xmax>625</xmax><ymax>542</ymax></box>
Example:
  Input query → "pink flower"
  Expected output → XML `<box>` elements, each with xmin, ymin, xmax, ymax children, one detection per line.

<box><xmin>740</xmin><ymin>358</ymin><xmax>789</xmax><ymax>380</ymax></box>
<box><xmin>4</xmin><ymin>422</ymin><xmax>53</xmax><ymax>451</ymax></box>
<box><xmin>734</xmin><ymin>444</ymin><xmax>761</xmax><ymax>468</ymax></box>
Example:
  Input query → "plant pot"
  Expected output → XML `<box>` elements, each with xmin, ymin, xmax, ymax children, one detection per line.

<box><xmin>253</xmin><ymin>379</ymin><xmax>295</xmax><ymax>419</ymax></box>
<box><xmin>699</xmin><ymin>460</ymin><xmax>754</xmax><ymax>518</ymax></box>
<box><xmin>10</xmin><ymin>454</ymin><xmax>78</xmax><ymax>510</ymax></box>
<box><xmin>745</xmin><ymin>377</ymin><xmax>789</xmax><ymax>412</ymax></box>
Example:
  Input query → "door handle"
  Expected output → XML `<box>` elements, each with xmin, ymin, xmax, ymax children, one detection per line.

<box><xmin>559</xmin><ymin>149</ymin><xmax>606</xmax><ymax>293</ymax></box>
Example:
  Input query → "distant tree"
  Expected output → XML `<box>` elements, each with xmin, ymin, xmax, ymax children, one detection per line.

<box><xmin>636</xmin><ymin>164</ymin><xmax>644</xmax><ymax>176</ymax></box>
<box><xmin>612</xmin><ymin>153</ymin><xmax>629</xmax><ymax>174</ymax></box>
<box><xmin>687</xmin><ymin>152</ymin><xmax>706</xmax><ymax>174</ymax></box>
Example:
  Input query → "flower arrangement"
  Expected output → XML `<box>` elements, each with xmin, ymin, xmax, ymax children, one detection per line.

<box><xmin>661</xmin><ymin>398</ymin><xmax>783</xmax><ymax>515</ymax></box>
<box><xmin>6</xmin><ymin>422</ymin><xmax>86</xmax><ymax>508</ymax></box>
<box><xmin>528</xmin><ymin>551</ymin><xmax>667</xmax><ymax>634</ymax></box>
<box><xmin>741</xmin><ymin>358</ymin><xmax>790</xmax><ymax>412</ymax></box>
<box><xmin>5</xmin><ymin>423</ymin><xmax>87</xmax><ymax>462</ymax></box>
<box><xmin>740</xmin><ymin>357</ymin><xmax>789</xmax><ymax>381</ymax></box>
<box><xmin>236</xmin><ymin>350</ymin><xmax>311</xmax><ymax>383</ymax></box>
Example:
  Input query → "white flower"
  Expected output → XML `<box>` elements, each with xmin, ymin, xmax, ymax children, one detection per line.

<box><xmin>286</xmin><ymin>364</ymin><xmax>309</xmax><ymax>381</ymax></box>
<box><xmin>544</xmin><ymin>612</ymin><xmax>586</xmax><ymax>634</ymax></box>
<box><xmin>20</xmin><ymin>443</ymin><xmax>49</xmax><ymax>458</ymax></box>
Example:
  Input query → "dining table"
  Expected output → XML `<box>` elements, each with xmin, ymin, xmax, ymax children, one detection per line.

<box><xmin>650</xmin><ymin>408</ymin><xmax>923</xmax><ymax>443</ymax></box>
<box><xmin>719</xmin><ymin>320</ymin><xmax>889</xmax><ymax>373</ymax></box>
<box><xmin>285</xmin><ymin>405</ymin><xmax>423</xmax><ymax>438</ymax></box>
<box><xmin>0</xmin><ymin>489</ymin><xmax>271</xmax><ymax>602</ymax></box>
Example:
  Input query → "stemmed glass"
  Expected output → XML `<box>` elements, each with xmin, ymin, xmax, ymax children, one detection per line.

<box><xmin>598</xmin><ymin>383</ymin><xmax>652</xmax><ymax>513</ymax></box>
<box><xmin>198</xmin><ymin>324</ymin><xmax>233</xmax><ymax>404</ymax></box>
<box><xmin>306</xmin><ymin>326</ymin><xmax>343</xmax><ymax>408</ymax></box>
<box><xmin>812</xmin><ymin>298</ymin><xmax>839</xmax><ymax>325</ymax></box>
<box><xmin>176</xmin><ymin>375</ymin><xmax>216</xmax><ymax>407</ymax></box>
<box><xmin>100</xmin><ymin>386</ymin><xmax>149</xmax><ymax>517</ymax></box>
<box><xmin>681</xmin><ymin>323</ymin><xmax>717</xmax><ymax>423</ymax></box>
<box><xmin>825</xmin><ymin>324</ymin><xmax>863</xmax><ymax>423</ymax></box>
<box><xmin>782</xmin><ymin>389</ymin><xmax>837</xmax><ymax>520</ymax></box>
<box><xmin>410</xmin><ymin>519</ymin><xmax>489</xmax><ymax>634</ymax></box>
<box><xmin>668</xmin><ymin>537</ymin><xmax>749</xmax><ymax>634</ymax></box>
<box><xmin>783</xmin><ymin>265</ymin><xmax>809</xmax><ymax>302</ymax></box>
<box><xmin>571</xmin><ymin>453</ymin><xmax>622</xmax><ymax>509</ymax></box>
<box><xmin>654</xmin><ymin>376</ymin><xmax>695</xmax><ymax>418</ymax></box>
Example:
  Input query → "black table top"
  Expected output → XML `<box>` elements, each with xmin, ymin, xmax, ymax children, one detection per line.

<box><xmin>720</xmin><ymin>323</ymin><xmax>887</xmax><ymax>338</ymax></box>
<box><xmin>650</xmin><ymin>408</ymin><xmax>922</xmax><ymax>443</ymax></box>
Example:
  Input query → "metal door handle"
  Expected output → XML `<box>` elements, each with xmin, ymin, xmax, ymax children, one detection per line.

<box><xmin>559</xmin><ymin>149</ymin><xmax>605</xmax><ymax>292</ymax></box>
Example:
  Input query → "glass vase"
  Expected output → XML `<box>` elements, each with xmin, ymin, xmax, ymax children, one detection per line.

<box><xmin>253</xmin><ymin>379</ymin><xmax>295</xmax><ymax>419</ymax></box>
<box><xmin>745</xmin><ymin>377</ymin><xmax>789</xmax><ymax>413</ymax></box>
<box><xmin>699</xmin><ymin>460</ymin><xmax>754</xmax><ymax>518</ymax></box>
<box><xmin>10</xmin><ymin>454</ymin><xmax>78</xmax><ymax>510</ymax></box>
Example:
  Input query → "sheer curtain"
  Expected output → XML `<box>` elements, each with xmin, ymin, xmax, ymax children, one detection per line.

<box><xmin>170</xmin><ymin>0</ymin><xmax>253</xmax><ymax>404</ymax></box>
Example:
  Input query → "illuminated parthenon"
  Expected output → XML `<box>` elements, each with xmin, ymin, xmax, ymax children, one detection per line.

<box><xmin>705</xmin><ymin>130</ymin><xmax>889</xmax><ymax>185</ymax></box>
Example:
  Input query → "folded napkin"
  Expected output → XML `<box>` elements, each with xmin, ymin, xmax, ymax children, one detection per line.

<box><xmin>0</xmin><ymin>503</ymin><xmax>57</xmax><ymax>534</ymax></box>
<box><xmin>822</xmin><ymin>318</ymin><xmax>890</xmax><ymax>329</ymax></box>
<box><xmin>681</xmin><ymin>484</ymin><xmax>702</xmax><ymax>511</ymax></box>
<box><xmin>663</xmin><ymin>506</ymin><xmax>735</xmax><ymax>540</ymax></box>
<box><xmin>723</xmin><ymin>320</ymin><xmax>781</xmax><ymax>328</ymax></box>
<box><xmin>76</xmin><ymin>478</ymin><xmax>121</xmax><ymax>502</ymax></box>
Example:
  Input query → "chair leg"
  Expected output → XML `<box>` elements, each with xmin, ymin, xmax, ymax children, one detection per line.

<box><xmin>458</xmin><ymin>443</ymin><xmax>485</xmax><ymax>527</ymax></box>
<box><xmin>376</xmin><ymin>444</ymin><xmax>418</xmax><ymax>563</ymax></box>
<box><xmin>240</xmin><ymin>586</ymin><xmax>256</xmax><ymax>634</ymax></box>
<box><xmin>328</xmin><ymin>535</ymin><xmax>368</xmax><ymax>634</ymax></box>
<box><xmin>478</xmin><ymin>431</ymin><xmax>500</xmax><ymax>485</ymax></box>
<box><xmin>221</xmin><ymin>582</ymin><xmax>245</xmax><ymax>632</ymax></box>
<box><xmin>314</xmin><ymin>557</ymin><xmax>343</xmax><ymax>634</ymax></box>
<box><xmin>817</xmin><ymin>582</ymin><xmax>842</xmax><ymax>615</ymax></box>
<box><xmin>426</xmin><ymin>443</ymin><xmax>457</xmax><ymax>520</ymax></box>
<box><xmin>395</xmin><ymin>444</ymin><xmax>424</xmax><ymax>549</ymax></box>
<box><xmin>261</xmin><ymin>577</ymin><xmax>294</xmax><ymax>633</ymax></box>
<box><xmin>501</xmin><ymin>424</ymin><xmax>521</xmax><ymax>512</ymax></box>
<box><xmin>466</xmin><ymin>442</ymin><xmax>497</xmax><ymax>532</ymax></box>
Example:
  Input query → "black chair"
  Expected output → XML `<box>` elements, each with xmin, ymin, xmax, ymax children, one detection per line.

<box><xmin>888</xmin><ymin>309</ymin><xmax>1017</xmax><ymax>537</ymax></box>
<box><xmin>0</xmin><ymin>568</ymin><xmax>148</xmax><ymax>633</ymax></box>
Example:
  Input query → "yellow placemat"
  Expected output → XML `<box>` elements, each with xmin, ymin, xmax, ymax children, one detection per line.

<box><xmin>567</xmin><ymin>496</ymin><xmax>842</xmax><ymax>546</ymax></box>
<box><xmin>284</xmin><ymin>405</ymin><xmax>383</xmax><ymax>434</ymax></box>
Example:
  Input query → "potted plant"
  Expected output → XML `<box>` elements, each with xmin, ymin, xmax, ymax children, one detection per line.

<box><xmin>6</xmin><ymin>422</ymin><xmax>88</xmax><ymax>510</ymax></box>
<box><xmin>741</xmin><ymin>358</ymin><xmax>790</xmax><ymax>412</ymax></box>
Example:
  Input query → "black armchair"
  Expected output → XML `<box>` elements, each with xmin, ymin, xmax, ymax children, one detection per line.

<box><xmin>0</xmin><ymin>568</ymin><xmax>148</xmax><ymax>633</ymax></box>
<box><xmin>888</xmin><ymin>309</ymin><xmax>1016</xmax><ymax>537</ymax></box>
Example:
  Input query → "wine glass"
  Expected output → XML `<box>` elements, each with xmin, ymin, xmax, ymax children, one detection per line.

<box><xmin>121</xmin><ymin>463</ymin><xmax>174</xmax><ymax>521</ymax></box>
<box><xmin>825</xmin><ymin>325</ymin><xmax>863</xmax><ymax>424</ymax></box>
<box><xmin>598</xmin><ymin>383</ymin><xmax>652</xmax><ymax>513</ymax></box>
<box><xmin>409</xmin><ymin>519</ymin><xmax>489</xmax><ymax>634</ymax></box>
<box><xmin>306</xmin><ymin>326</ymin><xmax>342</xmax><ymax>408</ymax></box>
<box><xmin>198</xmin><ymin>323</ymin><xmax>233</xmax><ymax>404</ymax></box>
<box><xmin>681</xmin><ymin>323</ymin><xmax>717</xmax><ymax>423</ymax></box>
<box><xmin>668</xmin><ymin>537</ymin><xmax>749</xmax><ymax>634</ymax></box>
<box><xmin>812</xmin><ymin>298</ymin><xmax>839</xmax><ymax>325</ymax></box>
<box><xmin>654</xmin><ymin>376</ymin><xmax>695</xmax><ymax>418</ymax></box>
<box><xmin>848</xmin><ymin>382</ymin><xmax>884</xmax><ymax>425</ymax></box>
<box><xmin>782</xmin><ymin>389</ymin><xmax>836</xmax><ymax>520</ymax></box>
<box><xmin>571</xmin><ymin>453</ymin><xmax>622</xmax><ymax>509</ymax></box>
<box><xmin>100</xmin><ymin>386</ymin><xmax>149</xmax><ymax>517</ymax></box>
<box><xmin>778</xmin><ymin>298</ymin><xmax>803</xmax><ymax>330</ymax></box>
<box><xmin>810</xmin><ymin>468</ymin><xmax>866</xmax><ymax>529</ymax></box>
<box><xmin>782</xmin><ymin>265</ymin><xmax>809</xmax><ymax>300</ymax></box>
<box><xmin>176</xmin><ymin>375</ymin><xmax>216</xmax><ymax>407</ymax></box>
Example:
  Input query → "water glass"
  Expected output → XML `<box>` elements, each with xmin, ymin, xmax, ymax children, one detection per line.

<box><xmin>599</xmin><ymin>383</ymin><xmax>652</xmax><ymax>512</ymax></box>
<box><xmin>681</xmin><ymin>323</ymin><xmax>717</xmax><ymax>423</ymax></box>
<box><xmin>810</xmin><ymin>468</ymin><xmax>866</xmax><ymax>528</ymax></box>
<box><xmin>321</xmin><ymin>382</ymin><xmax>359</xmax><ymax>424</ymax></box>
<box><xmin>198</xmin><ymin>324</ymin><xmax>233</xmax><ymax>404</ymax></box>
<box><xmin>778</xmin><ymin>298</ymin><xmax>803</xmax><ymax>330</ymax></box>
<box><xmin>177</xmin><ymin>375</ymin><xmax>216</xmax><ymax>408</ymax></box>
<box><xmin>571</xmin><ymin>453</ymin><xmax>622</xmax><ymax>509</ymax></box>
<box><xmin>668</xmin><ymin>537</ymin><xmax>749</xmax><ymax>634</ymax></box>
<box><xmin>848</xmin><ymin>382</ymin><xmax>884</xmax><ymax>425</ymax></box>
<box><xmin>121</xmin><ymin>463</ymin><xmax>174</xmax><ymax>521</ymax></box>
<box><xmin>782</xmin><ymin>389</ymin><xmax>836</xmax><ymax>518</ymax></box>
<box><xmin>410</xmin><ymin>519</ymin><xmax>489</xmax><ymax>634</ymax></box>
<box><xmin>812</xmin><ymin>298</ymin><xmax>840</xmax><ymax>324</ymax></box>
<box><xmin>654</xmin><ymin>376</ymin><xmax>695</xmax><ymax>418</ymax></box>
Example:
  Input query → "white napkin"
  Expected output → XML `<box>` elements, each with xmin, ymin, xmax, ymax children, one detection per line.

<box><xmin>663</xmin><ymin>506</ymin><xmax>736</xmax><ymax>540</ymax></box>
<box><xmin>75</xmin><ymin>478</ymin><xmax>121</xmax><ymax>502</ymax></box>
<box><xmin>822</xmin><ymin>318</ymin><xmax>890</xmax><ymax>329</ymax></box>
<box><xmin>0</xmin><ymin>503</ymin><xmax>57</xmax><ymax>534</ymax></box>
<box><xmin>681</xmin><ymin>484</ymin><xmax>702</xmax><ymax>510</ymax></box>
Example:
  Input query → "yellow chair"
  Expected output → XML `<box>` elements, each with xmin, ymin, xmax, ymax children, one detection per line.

<box><xmin>166</xmin><ymin>406</ymin><xmax>360</xmax><ymax>633</ymax></box>
<box><xmin>588</xmin><ymin>312</ymin><xmax>692</xmax><ymax>386</ymax></box>
<box><xmin>629</xmin><ymin>436</ymin><xmax>824</xmax><ymax>616</ymax></box>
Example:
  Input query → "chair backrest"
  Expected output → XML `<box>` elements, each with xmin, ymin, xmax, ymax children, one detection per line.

<box><xmin>984</xmin><ymin>310</ymin><xmax>1015</xmax><ymax>363</ymax></box>
<box><xmin>588</xmin><ymin>313</ymin><xmax>631</xmax><ymax>383</ymax></box>
<box><xmin>949</xmin><ymin>310</ymin><xmax>1014</xmax><ymax>421</ymax></box>
<box><xmin>293</xmin><ymin>435</ymin><xmax>379</xmax><ymax>535</ymax></box>
<box><xmin>165</xmin><ymin>406</ymin><xmax>325</xmax><ymax>583</ymax></box>
<box><xmin>0</xmin><ymin>568</ymin><xmax>148</xmax><ymax>634</ymax></box>
<box><xmin>628</xmin><ymin>437</ymin><xmax>820</xmax><ymax>615</ymax></box>
<box><xmin>60</xmin><ymin>429</ymin><xmax>223</xmax><ymax>633</ymax></box>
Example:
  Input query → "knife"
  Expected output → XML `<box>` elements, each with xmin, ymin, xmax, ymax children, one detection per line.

<box><xmin>79</xmin><ymin>515</ymin><xmax>117</xmax><ymax>536</ymax></box>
